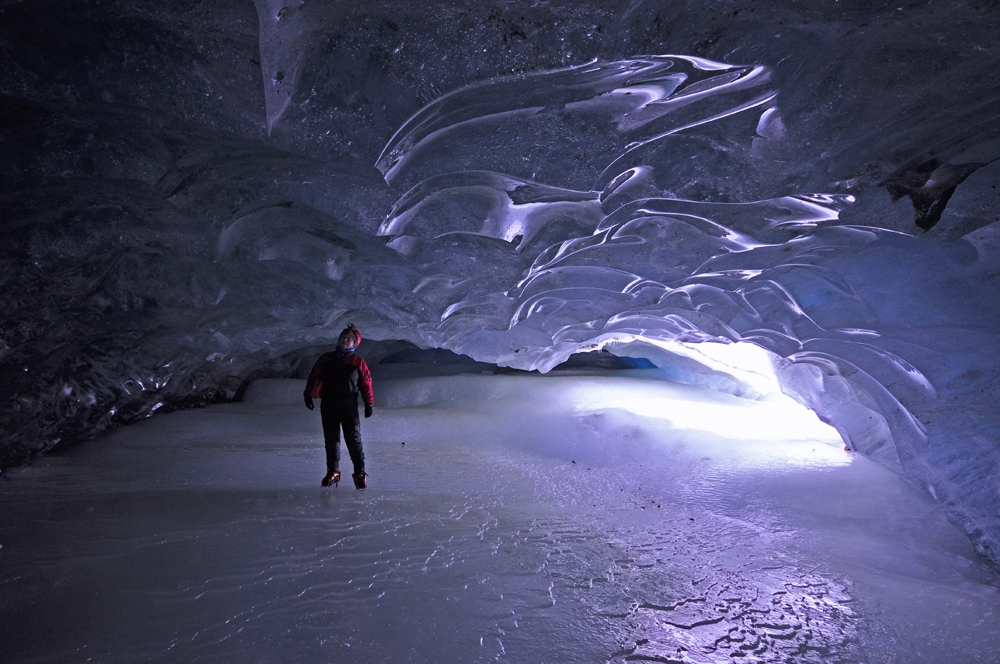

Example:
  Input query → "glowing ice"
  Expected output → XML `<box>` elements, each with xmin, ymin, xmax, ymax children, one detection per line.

<box><xmin>2</xmin><ymin>42</ymin><xmax>998</xmax><ymax>573</ymax></box>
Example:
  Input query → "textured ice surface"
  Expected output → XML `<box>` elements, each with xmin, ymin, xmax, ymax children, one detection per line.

<box><xmin>2</xmin><ymin>375</ymin><xmax>998</xmax><ymax>663</ymax></box>
<box><xmin>364</xmin><ymin>56</ymin><xmax>1000</xmax><ymax>565</ymax></box>
<box><xmin>375</xmin><ymin>55</ymin><xmax>772</xmax><ymax>192</ymax></box>
<box><xmin>1</xmin><ymin>0</ymin><xmax>1000</xmax><ymax>571</ymax></box>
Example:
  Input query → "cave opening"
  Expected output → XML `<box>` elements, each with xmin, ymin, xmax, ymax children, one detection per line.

<box><xmin>2</xmin><ymin>0</ymin><xmax>1000</xmax><ymax>661</ymax></box>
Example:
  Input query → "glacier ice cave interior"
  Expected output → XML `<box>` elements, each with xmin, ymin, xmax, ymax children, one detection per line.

<box><xmin>2</xmin><ymin>0</ymin><xmax>1000</xmax><ymax>661</ymax></box>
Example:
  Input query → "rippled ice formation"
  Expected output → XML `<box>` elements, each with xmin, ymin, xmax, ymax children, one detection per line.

<box><xmin>364</xmin><ymin>55</ymin><xmax>1000</xmax><ymax>564</ymax></box>
<box><xmin>2</xmin><ymin>375</ymin><xmax>998</xmax><ymax>663</ymax></box>
<box><xmin>2</xmin><ymin>49</ymin><xmax>999</xmax><ymax>571</ymax></box>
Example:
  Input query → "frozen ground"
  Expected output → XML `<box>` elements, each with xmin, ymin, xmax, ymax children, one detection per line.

<box><xmin>2</xmin><ymin>372</ymin><xmax>998</xmax><ymax>663</ymax></box>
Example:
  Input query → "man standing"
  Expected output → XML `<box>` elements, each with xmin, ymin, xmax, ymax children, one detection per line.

<box><xmin>304</xmin><ymin>323</ymin><xmax>374</xmax><ymax>490</ymax></box>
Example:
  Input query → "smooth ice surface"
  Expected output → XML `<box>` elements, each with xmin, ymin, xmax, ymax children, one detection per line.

<box><xmin>2</xmin><ymin>375</ymin><xmax>998</xmax><ymax>663</ymax></box>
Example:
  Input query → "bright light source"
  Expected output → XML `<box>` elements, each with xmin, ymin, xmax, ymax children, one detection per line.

<box><xmin>561</xmin><ymin>341</ymin><xmax>848</xmax><ymax>470</ymax></box>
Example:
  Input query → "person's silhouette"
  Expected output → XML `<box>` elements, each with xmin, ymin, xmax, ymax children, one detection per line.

<box><xmin>304</xmin><ymin>324</ymin><xmax>374</xmax><ymax>489</ymax></box>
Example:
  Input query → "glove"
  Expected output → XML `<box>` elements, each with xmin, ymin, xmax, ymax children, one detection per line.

<box><xmin>304</xmin><ymin>394</ymin><xmax>314</xmax><ymax>410</ymax></box>
<box><xmin>364</xmin><ymin>403</ymin><xmax>373</xmax><ymax>418</ymax></box>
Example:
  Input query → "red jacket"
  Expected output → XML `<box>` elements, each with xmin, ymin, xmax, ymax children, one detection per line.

<box><xmin>305</xmin><ymin>351</ymin><xmax>374</xmax><ymax>405</ymax></box>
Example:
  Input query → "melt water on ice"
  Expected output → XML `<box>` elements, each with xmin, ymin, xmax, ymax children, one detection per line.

<box><xmin>2</xmin><ymin>369</ymin><xmax>998</xmax><ymax>663</ymax></box>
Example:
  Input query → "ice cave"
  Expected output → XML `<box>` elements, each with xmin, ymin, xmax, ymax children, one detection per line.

<box><xmin>2</xmin><ymin>0</ymin><xmax>1000</xmax><ymax>661</ymax></box>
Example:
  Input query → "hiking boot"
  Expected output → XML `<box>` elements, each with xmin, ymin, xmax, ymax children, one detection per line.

<box><xmin>321</xmin><ymin>471</ymin><xmax>341</xmax><ymax>487</ymax></box>
<box><xmin>352</xmin><ymin>472</ymin><xmax>367</xmax><ymax>490</ymax></box>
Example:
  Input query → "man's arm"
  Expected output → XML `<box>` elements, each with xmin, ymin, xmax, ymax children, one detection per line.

<box><xmin>303</xmin><ymin>355</ymin><xmax>326</xmax><ymax>410</ymax></box>
<box><xmin>357</xmin><ymin>358</ymin><xmax>374</xmax><ymax>416</ymax></box>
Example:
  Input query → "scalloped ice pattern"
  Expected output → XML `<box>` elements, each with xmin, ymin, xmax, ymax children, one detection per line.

<box><xmin>360</xmin><ymin>54</ymin><xmax>1000</xmax><ymax>566</ymax></box>
<box><xmin>0</xmin><ymin>10</ymin><xmax>997</xmax><ymax>572</ymax></box>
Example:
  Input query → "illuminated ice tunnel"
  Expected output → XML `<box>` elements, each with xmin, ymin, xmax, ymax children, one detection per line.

<box><xmin>1</xmin><ymin>0</ymin><xmax>999</xmax><ymax>575</ymax></box>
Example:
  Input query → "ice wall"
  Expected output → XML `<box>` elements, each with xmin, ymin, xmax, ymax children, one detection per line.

<box><xmin>363</xmin><ymin>54</ymin><xmax>1000</xmax><ymax>565</ymax></box>
<box><xmin>0</xmin><ymin>0</ymin><xmax>999</xmax><ymax>565</ymax></box>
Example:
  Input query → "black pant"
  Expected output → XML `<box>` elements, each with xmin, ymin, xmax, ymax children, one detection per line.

<box><xmin>320</xmin><ymin>397</ymin><xmax>364</xmax><ymax>475</ymax></box>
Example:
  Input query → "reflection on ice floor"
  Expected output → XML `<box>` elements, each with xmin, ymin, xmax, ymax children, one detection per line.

<box><xmin>2</xmin><ymin>373</ymin><xmax>998</xmax><ymax>663</ymax></box>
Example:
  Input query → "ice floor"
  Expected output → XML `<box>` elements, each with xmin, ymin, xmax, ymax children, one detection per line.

<box><xmin>2</xmin><ymin>372</ymin><xmax>999</xmax><ymax>663</ymax></box>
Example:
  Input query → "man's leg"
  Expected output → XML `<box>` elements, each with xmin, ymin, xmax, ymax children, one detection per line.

<box><xmin>320</xmin><ymin>399</ymin><xmax>342</xmax><ymax>474</ymax></box>
<box><xmin>341</xmin><ymin>402</ymin><xmax>365</xmax><ymax>479</ymax></box>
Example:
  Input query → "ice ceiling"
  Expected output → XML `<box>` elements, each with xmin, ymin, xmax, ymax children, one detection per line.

<box><xmin>1</xmin><ymin>1</ymin><xmax>999</xmax><ymax>564</ymax></box>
